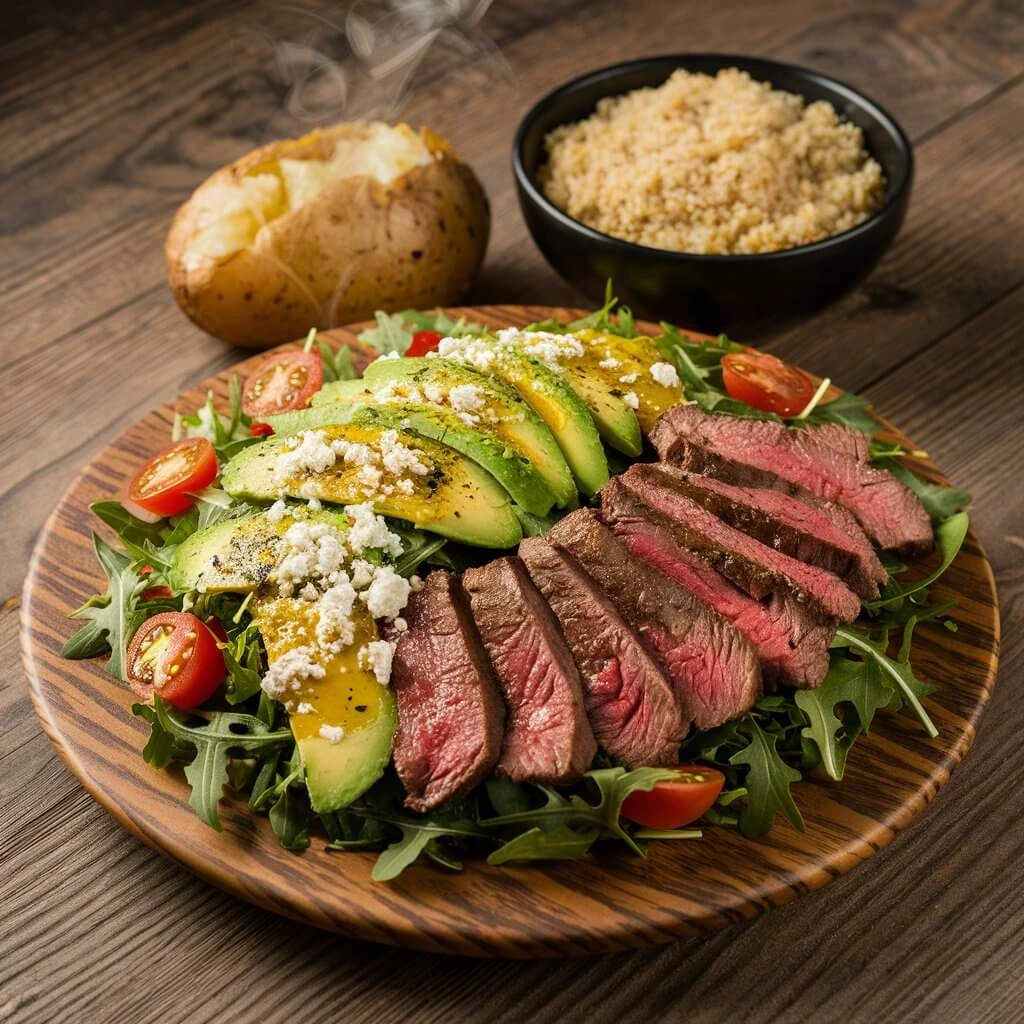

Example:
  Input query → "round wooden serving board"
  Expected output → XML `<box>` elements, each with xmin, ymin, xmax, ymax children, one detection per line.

<box><xmin>21</xmin><ymin>307</ymin><xmax>1000</xmax><ymax>958</ymax></box>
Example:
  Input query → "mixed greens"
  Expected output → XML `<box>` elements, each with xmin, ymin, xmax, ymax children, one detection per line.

<box><xmin>62</xmin><ymin>294</ymin><xmax>971</xmax><ymax>877</ymax></box>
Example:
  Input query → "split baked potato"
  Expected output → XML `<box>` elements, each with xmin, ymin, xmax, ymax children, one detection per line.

<box><xmin>166</xmin><ymin>122</ymin><xmax>490</xmax><ymax>348</ymax></box>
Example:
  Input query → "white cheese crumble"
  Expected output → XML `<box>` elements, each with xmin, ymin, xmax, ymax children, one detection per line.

<box><xmin>273</xmin><ymin>430</ymin><xmax>336</xmax><ymax>483</ymax></box>
<box><xmin>363</xmin><ymin>565</ymin><xmax>411</xmax><ymax>620</ymax></box>
<box><xmin>618</xmin><ymin>372</ymin><xmax>639</xmax><ymax>385</ymax></box>
<box><xmin>623</xmin><ymin>391</ymin><xmax>640</xmax><ymax>409</ymax></box>
<box><xmin>266</xmin><ymin>499</ymin><xmax>288</xmax><ymax>524</ymax></box>
<box><xmin>295</xmin><ymin>702</ymin><xmax>315</xmax><ymax>715</ymax></box>
<box><xmin>436</xmin><ymin>336</ymin><xmax>497</xmax><ymax>372</ymax></box>
<box><xmin>599</xmin><ymin>356</ymin><xmax>621</xmax><ymax>370</ymax></box>
<box><xmin>449</xmin><ymin>383</ymin><xmax>485</xmax><ymax>412</ymax></box>
<box><xmin>261</xmin><ymin>646</ymin><xmax>326</xmax><ymax>698</ymax></box>
<box><xmin>650</xmin><ymin>361</ymin><xmax>681</xmax><ymax>388</ymax></box>
<box><xmin>315</xmin><ymin>577</ymin><xmax>358</xmax><ymax>651</ymax></box>
<box><xmin>344</xmin><ymin>502</ymin><xmax>403</xmax><ymax>557</ymax></box>
<box><xmin>319</xmin><ymin>724</ymin><xmax>345</xmax><ymax>744</ymax></box>
<box><xmin>497</xmin><ymin>328</ymin><xmax>585</xmax><ymax>369</ymax></box>
<box><xmin>359</xmin><ymin>639</ymin><xmax>396</xmax><ymax>685</ymax></box>
<box><xmin>378</xmin><ymin>430</ymin><xmax>430</xmax><ymax>477</ymax></box>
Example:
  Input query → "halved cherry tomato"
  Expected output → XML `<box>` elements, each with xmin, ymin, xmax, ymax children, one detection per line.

<box><xmin>204</xmin><ymin>616</ymin><xmax>229</xmax><ymax>645</ymax></box>
<box><xmin>141</xmin><ymin>584</ymin><xmax>174</xmax><ymax>602</ymax></box>
<box><xmin>620</xmin><ymin>764</ymin><xmax>726</xmax><ymax>829</ymax></box>
<box><xmin>722</xmin><ymin>351</ymin><xmax>838</xmax><ymax>417</ymax></box>
<box><xmin>128</xmin><ymin>438</ymin><xmax>218</xmax><ymax>518</ymax></box>
<box><xmin>249</xmin><ymin>421</ymin><xmax>274</xmax><ymax>437</ymax></box>
<box><xmin>126</xmin><ymin>612</ymin><xmax>226</xmax><ymax>709</ymax></box>
<box><xmin>406</xmin><ymin>330</ymin><xmax>443</xmax><ymax>357</ymax></box>
<box><xmin>241</xmin><ymin>350</ymin><xmax>322</xmax><ymax>417</ymax></box>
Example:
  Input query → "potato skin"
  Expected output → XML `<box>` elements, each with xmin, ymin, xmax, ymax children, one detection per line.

<box><xmin>166</xmin><ymin>125</ymin><xmax>490</xmax><ymax>348</ymax></box>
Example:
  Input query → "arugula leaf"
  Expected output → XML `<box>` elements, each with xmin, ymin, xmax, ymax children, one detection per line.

<box><xmin>831</xmin><ymin>624</ymin><xmax>938</xmax><ymax>738</ymax></box>
<box><xmin>795</xmin><ymin>655</ymin><xmax>894</xmax><ymax>780</ymax></box>
<box><xmin>358</xmin><ymin>312</ymin><xmax>415</xmax><ymax>355</ymax></box>
<box><xmin>221</xmin><ymin>623</ymin><xmax>266</xmax><ymax>704</ymax></box>
<box><xmin>488</xmin><ymin>825</ymin><xmax>601</xmax><ymax>865</ymax></box>
<box><xmin>269</xmin><ymin>781</ymin><xmax>311</xmax><ymax>852</ymax></box>
<box><xmin>63</xmin><ymin>534</ymin><xmax>146</xmax><ymax>679</ymax></box>
<box><xmin>316</xmin><ymin>338</ymin><xmax>358</xmax><ymax>383</ymax></box>
<box><xmin>729</xmin><ymin>718</ymin><xmax>804</xmax><ymax>837</ymax></box>
<box><xmin>802</xmin><ymin>389</ymin><xmax>878</xmax><ymax>435</ymax></box>
<box><xmin>879</xmin><ymin>461</ymin><xmax>972</xmax><ymax>523</ymax></box>
<box><xmin>400</xmin><ymin>308</ymin><xmax>489</xmax><ymax>338</ymax></box>
<box><xmin>359</xmin><ymin>815</ymin><xmax>487</xmax><ymax>881</ymax></box>
<box><xmin>174</xmin><ymin>378</ymin><xmax>257</xmax><ymax>461</ymax></box>
<box><xmin>134</xmin><ymin>698</ymin><xmax>292</xmax><ymax>830</ymax></box>
<box><xmin>867</xmin><ymin>512</ymin><xmax>968</xmax><ymax>610</ymax></box>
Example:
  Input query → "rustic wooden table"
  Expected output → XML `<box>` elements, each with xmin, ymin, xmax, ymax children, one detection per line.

<box><xmin>3</xmin><ymin>1</ymin><xmax>1022</xmax><ymax>1021</ymax></box>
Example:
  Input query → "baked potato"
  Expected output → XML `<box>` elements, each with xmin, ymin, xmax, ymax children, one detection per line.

<box><xmin>166</xmin><ymin>122</ymin><xmax>490</xmax><ymax>348</ymax></box>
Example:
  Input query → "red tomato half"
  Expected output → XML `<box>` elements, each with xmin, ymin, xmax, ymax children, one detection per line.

<box><xmin>406</xmin><ymin>330</ymin><xmax>443</xmax><ymax>357</ymax></box>
<box><xmin>722</xmin><ymin>351</ymin><xmax>827</xmax><ymax>417</ymax></box>
<box><xmin>241</xmin><ymin>350</ymin><xmax>322</xmax><ymax>417</ymax></box>
<box><xmin>126</xmin><ymin>612</ymin><xmax>226</xmax><ymax>709</ymax></box>
<box><xmin>128</xmin><ymin>438</ymin><xmax>218</xmax><ymax>518</ymax></box>
<box><xmin>620</xmin><ymin>765</ymin><xmax>726</xmax><ymax>830</ymax></box>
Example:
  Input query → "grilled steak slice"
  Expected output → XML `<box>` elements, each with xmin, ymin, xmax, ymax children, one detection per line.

<box><xmin>656</xmin><ymin>468</ymin><xmax>886</xmax><ymax>600</ymax></box>
<box><xmin>615</xmin><ymin>464</ymin><xmax>863</xmax><ymax>623</ymax></box>
<box><xmin>390</xmin><ymin>571</ymin><xmax>504</xmax><ymax>812</ymax></box>
<box><xmin>519</xmin><ymin>536</ymin><xmax>685</xmax><ymax>766</ymax></box>
<box><xmin>464</xmin><ymin>558</ymin><xmax>597</xmax><ymax>783</ymax></box>
<box><xmin>601</xmin><ymin>480</ymin><xmax>834</xmax><ymax>688</ymax></box>
<box><xmin>546</xmin><ymin>509</ymin><xmax>762</xmax><ymax>729</ymax></box>
<box><xmin>651</xmin><ymin>404</ymin><xmax>932</xmax><ymax>553</ymax></box>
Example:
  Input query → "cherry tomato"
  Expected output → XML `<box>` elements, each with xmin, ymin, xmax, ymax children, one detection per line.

<box><xmin>249</xmin><ymin>421</ymin><xmax>274</xmax><ymax>437</ymax></box>
<box><xmin>241</xmin><ymin>350</ymin><xmax>323</xmax><ymax>417</ymax></box>
<box><xmin>141</xmin><ymin>584</ymin><xmax>174</xmax><ymax>601</ymax></box>
<box><xmin>406</xmin><ymin>330</ymin><xmax>443</xmax><ymax>357</ymax></box>
<box><xmin>620</xmin><ymin>764</ymin><xmax>726</xmax><ymax>829</ymax></box>
<box><xmin>128</xmin><ymin>438</ymin><xmax>218</xmax><ymax>518</ymax></box>
<box><xmin>204</xmin><ymin>616</ymin><xmax>229</xmax><ymax>645</ymax></box>
<box><xmin>126</xmin><ymin>612</ymin><xmax>226</xmax><ymax>709</ymax></box>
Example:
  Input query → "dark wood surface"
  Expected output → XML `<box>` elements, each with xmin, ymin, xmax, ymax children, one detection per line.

<box><xmin>20</xmin><ymin>308</ymin><xmax>1000</xmax><ymax>959</ymax></box>
<box><xmin>2</xmin><ymin>0</ymin><xmax>1022</xmax><ymax>1019</ymax></box>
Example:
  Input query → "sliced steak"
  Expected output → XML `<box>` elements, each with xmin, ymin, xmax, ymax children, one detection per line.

<box><xmin>390</xmin><ymin>571</ymin><xmax>504</xmax><ymax>812</ymax></box>
<box><xmin>656</xmin><ymin>468</ymin><xmax>886</xmax><ymax>599</ymax></box>
<box><xmin>519</xmin><ymin>536</ymin><xmax>685</xmax><ymax>766</ymax></box>
<box><xmin>463</xmin><ymin>558</ymin><xmax>597</xmax><ymax>784</ymax></box>
<box><xmin>546</xmin><ymin>509</ymin><xmax>762</xmax><ymax>729</ymax></box>
<box><xmin>615</xmin><ymin>464</ymin><xmax>863</xmax><ymax>623</ymax></box>
<box><xmin>651</xmin><ymin>404</ymin><xmax>932</xmax><ymax>553</ymax></box>
<box><xmin>601</xmin><ymin>480</ymin><xmax>834</xmax><ymax>688</ymax></box>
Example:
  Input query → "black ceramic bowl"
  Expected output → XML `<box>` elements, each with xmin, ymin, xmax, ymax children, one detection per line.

<box><xmin>513</xmin><ymin>54</ymin><xmax>913</xmax><ymax>333</ymax></box>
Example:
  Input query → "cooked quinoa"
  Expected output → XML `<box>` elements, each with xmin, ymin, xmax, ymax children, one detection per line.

<box><xmin>538</xmin><ymin>68</ymin><xmax>885</xmax><ymax>255</ymax></box>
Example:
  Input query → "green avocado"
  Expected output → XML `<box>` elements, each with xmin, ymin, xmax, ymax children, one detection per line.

<box><xmin>316</xmin><ymin>358</ymin><xmax>579</xmax><ymax>509</ymax></box>
<box><xmin>269</xmin><ymin>383</ymin><xmax>560</xmax><ymax>517</ymax></box>
<box><xmin>251</xmin><ymin>596</ymin><xmax>396</xmax><ymax>815</ymax></box>
<box><xmin>368</xmin><ymin>353</ymin><xmax>610</xmax><ymax>497</ymax></box>
<box><xmin>168</xmin><ymin>506</ymin><xmax>343</xmax><ymax>594</ymax></box>
<box><xmin>220</xmin><ymin>422</ymin><xmax>522</xmax><ymax>549</ymax></box>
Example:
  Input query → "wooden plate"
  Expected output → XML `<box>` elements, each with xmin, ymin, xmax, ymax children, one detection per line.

<box><xmin>21</xmin><ymin>306</ymin><xmax>999</xmax><ymax>958</ymax></box>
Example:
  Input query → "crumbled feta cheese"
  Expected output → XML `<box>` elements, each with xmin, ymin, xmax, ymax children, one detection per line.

<box><xmin>377</xmin><ymin>430</ymin><xmax>429</xmax><ymax>477</ymax></box>
<box><xmin>392</xmin><ymin>617</ymin><xmax>408</xmax><ymax>633</ymax></box>
<box><xmin>422</xmin><ymin>383</ymin><xmax>447</xmax><ymax>405</ymax></box>
<box><xmin>331</xmin><ymin>438</ymin><xmax>376</xmax><ymax>466</ymax></box>
<box><xmin>295</xmin><ymin>702</ymin><xmax>315</xmax><ymax>715</ymax></box>
<box><xmin>437</xmin><ymin>336</ymin><xmax>497</xmax><ymax>372</ymax></box>
<box><xmin>306</xmin><ymin>497</ymin><xmax>322</xmax><ymax>512</ymax></box>
<box><xmin>375</xmin><ymin>351</ymin><xmax>401</xmax><ymax>361</ymax></box>
<box><xmin>266</xmin><ymin>499</ymin><xmax>289</xmax><ymax>524</ymax></box>
<box><xmin>363</xmin><ymin>565</ymin><xmax>411</xmax><ymax>620</ymax></box>
<box><xmin>497</xmin><ymin>328</ymin><xmax>585</xmax><ymax>369</ymax></box>
<box><xmin>410</xmin><ymin>575</ymin><xmax>424</xmax><ymax>592</ymax></box>
<box><xmin>359</xmin><ymin>639</ymin><xmax>396</xmax><ymax>684</ymax></box>
<box><xmin>348</xmin><ymin>558</ymin><xmax>376</xmax><ymax>590</ymax></box>
<box><xmin>356</xmin><ymin>463</ymin><xmax>383</xmax><ymax>494</ymax></box>
<box><xmin>261</xmin><ymin>646</ymin><xmax>326</xmax><ymax>699</ymax></box>
<box><xmin>599</xmin><ymin>356</ymin><xmax>621</xmax><ymax>370</ymax></box>
<box><xmin>316</xmin><ymin>576</ymin><xmax>358</xmax><ymax>650</ymax></box>
<box><xmin>449</xmin><ymin>383</ymin><xmax>485</xmax><ymax>412</ymax></box>
<box><xmin>274</xmin><ymin>520</ymin><xmax>349</xmax><ymax>595</ymax></box>
<box><xmin>274</xmin><ymin>430</ymin><xmax>336</xmax><ymax>484</ymax></box>
<box><xmin>650</xmin><ymin>361</ymin><xmax>681</xmax><ymax>388</ymax></box>
<box><xmin>344</xmin><ymin>502</ymin><xmax>403</xmax><ymax>557</ymax></box>
<box><xmin>395</xmin><ymin>478</ymin><xmax>415</xmax><ymax>495</ymax></box>
<box><xmin>319</xmin><ymin>724</ymin><xmax>345</xmax><ymax>744</ymax></box>
<box><xmin>618</xmin><ymin>372</ymin><xmax>639</xmax><ymax>385</ymax></box>
<box><xmin>623</xmin><ymin>391</ymin><xmax>640</xmax><ymax>409</ymax></box>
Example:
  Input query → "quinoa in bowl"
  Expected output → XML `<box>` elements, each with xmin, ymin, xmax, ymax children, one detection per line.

<box><xmin>538</xmin><ymin>68</ymin><xmax>885</xmax><ymax>256</ymax></box>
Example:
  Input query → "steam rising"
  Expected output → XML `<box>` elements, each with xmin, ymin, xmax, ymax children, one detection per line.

<box><xmin>236</xmin><ymin>0</ymin><xmax>511</xmax><ymax>124</ymax></box>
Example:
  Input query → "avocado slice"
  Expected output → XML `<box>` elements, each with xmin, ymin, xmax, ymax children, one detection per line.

<box><xmin>168</xmin><ymin>506</ymin><xmax>344</xmax><ymax>594</ymax></box>
<box><xmin>251</xmin><ymin>596</ymin><xmax>396</xmax><ymax>813</ymax></box>
<box><xmin>569</xmin><ymin>329</ymin><xmax>684</xmax><ymax>435</ymax></box>
<box><xmin>268</xmin><ymin>384</ymin><xmax>560</xmax><ymax>517</ymax></box>
<box><xmin>317</xmin><ymin>359</ymin><xmax>578</xmax><ymax>510</ymax></box>
<box><xmin>221</xmin><ymin>423</ymin><xmax>522</xmax><ymax>549</ymax></box>
<box><xmin>402</xmin><ymin>348</ymin><xmax>610</xmax><ymax>497</ymax></box>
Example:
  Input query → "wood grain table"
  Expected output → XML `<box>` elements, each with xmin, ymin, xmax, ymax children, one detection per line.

<box><xmin>2</xmin><ymin>1</ymin><xmax>1021</xmax><ymax>1021</ymax></box>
